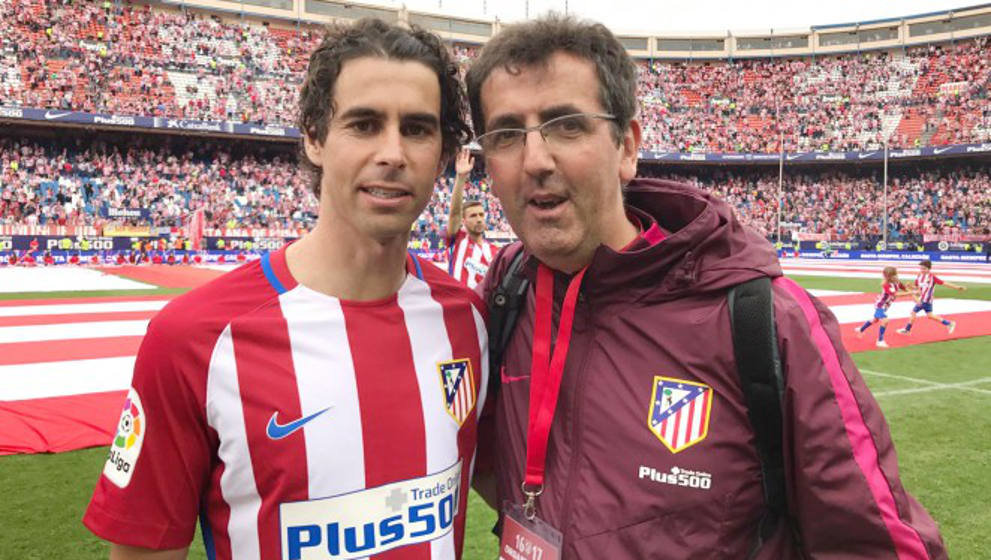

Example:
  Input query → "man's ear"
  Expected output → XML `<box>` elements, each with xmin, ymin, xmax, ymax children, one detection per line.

<box><xmin>619</xmin><ymin>119</ymin><xmax>642</xmax><ymax>184</ymax></box>
<box><xmin>303</xmin><ymin>134</ymin><xmax>324</xmax><ymax>168</ymax></box>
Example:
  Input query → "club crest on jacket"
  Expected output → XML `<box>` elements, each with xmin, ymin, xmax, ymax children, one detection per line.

<box><xmin>648</xmin><ymin>376</ymin><xmax>713</xmax><ymax>453</ymax></box>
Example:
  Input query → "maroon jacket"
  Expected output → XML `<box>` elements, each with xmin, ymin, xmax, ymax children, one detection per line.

<box><xmin>478</xmin><ymin>179</ymin><xmax>946</xmax><ymax>559</ymax></box>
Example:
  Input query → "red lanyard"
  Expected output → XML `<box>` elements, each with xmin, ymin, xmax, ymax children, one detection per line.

<box><xmin>524</xmin><ymin>263</ymin><xmax>587</xmax><ymax>499</ymax></box>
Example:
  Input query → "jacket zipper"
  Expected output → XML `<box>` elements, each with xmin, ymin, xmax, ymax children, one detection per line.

<box><xmin>558</xmin><ymin>295</ymin><xmax>594</xmax><ymax>541</ymax></box>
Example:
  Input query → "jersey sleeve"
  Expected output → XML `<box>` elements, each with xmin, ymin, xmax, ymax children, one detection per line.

<box><xmin>83</xmin><ymin>310</ymin><xmax>215</xmax><ymax>549</ymax></box>
<box><xmin>772</xmin><ymin>278</ymin><xmax>947</xmax><ymax>559</ymax></box>
<box><xmin>933</xmin><ymin>275</ymin><xmax>944</xmax><ymax>285</ymax></box>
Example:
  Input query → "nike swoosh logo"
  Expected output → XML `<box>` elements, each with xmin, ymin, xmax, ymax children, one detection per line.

<box><xmin>44</xmin><ymin>111</ymin><xmax>72</xmax><ymax>120</ymax></box>
<box><xmin>266</xmin><ymin>406</ymin><xmax>332</xmax><ymax>440</ymax></box>
<box><xmin>859</xmin><ymin>152</ymin><xmax>877</xmax><ymax>159</ymax></box>
<box><xmin>501</xmin><ymin>369</ymin><xmax>530</xmax><ymax>383</ymax></box>
<box><xmin>933</xmin><ymin>147</ymin><xmax>952</xmax><ymax>154</ymax></box>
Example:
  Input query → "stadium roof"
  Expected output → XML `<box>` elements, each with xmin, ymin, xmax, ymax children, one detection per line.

<box><xmin>393</xmin><ymin>0</ymin><xmax>989</xmax><ymax>35</ymax></box>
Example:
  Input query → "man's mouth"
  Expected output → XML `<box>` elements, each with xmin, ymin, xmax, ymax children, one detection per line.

<box><xmin>528</xmin><ymin>194</ymin><xmax>566</xmax><ymax>210</ymax></box>
<box><xmin>360</xmin><ymin>184</ymin><xmax>410</xmax><ymax>199</ymax></box>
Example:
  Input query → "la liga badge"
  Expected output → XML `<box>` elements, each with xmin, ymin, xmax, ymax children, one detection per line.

<box><xmin>647</xmin><ymin>376</ymin><xmax>713</xmax><ymax>454</ymax></box>
<box><xmin>103</xmin><ymin>387</ymin><xmax>146</xmax><ymax>488</ymax></box>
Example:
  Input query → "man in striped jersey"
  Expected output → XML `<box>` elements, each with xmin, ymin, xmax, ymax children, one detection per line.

<box><xmin>445</xmin><ymin>147</ymin><xmax>498</xmax><ymax>288</ymax></box>
<box><xmin>84</xmin><ymin>19</ymin><xmax>488</xmax><ymax>560</ymax></box>
<box><xmin>897</xmin><ymin>259</ymin><xmax>966</xmax><ymax>335</ymax></box>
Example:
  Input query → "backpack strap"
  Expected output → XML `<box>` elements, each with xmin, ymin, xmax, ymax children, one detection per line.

<box><xmin>728</xmin><ymin>277</ymin><xmax>804</xmax><ymax>557</ymax></box>
<box><xmin>487</xmin><ymin>247</ymin><xmax>530</xmax><ymax>393</ymax></box>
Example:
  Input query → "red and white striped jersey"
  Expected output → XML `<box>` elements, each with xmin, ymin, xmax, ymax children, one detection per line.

<box><xmin>84</xmin><ymin>246</ymin><xmax>489</xmax><ymax>560</ymax></box>
<box><xmin>874</xmin><ymin>281</ymin><xmax>903</xmax><ymax>311</ymax></box>
<box><xmin>446</xmin><ymin>230</ymin><xmax>497</xmax><ymax>289</ymax></box>
<box><xmin>914</xmin><ymin>272</ymin><xmax>944</xmax><ymax>304</ymax></box>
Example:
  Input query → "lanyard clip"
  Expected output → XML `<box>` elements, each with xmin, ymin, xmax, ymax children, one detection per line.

<box><xmin>521</xmin><ymin>481</ymin><xmax>544</xmax><ymax>521</ymax></box>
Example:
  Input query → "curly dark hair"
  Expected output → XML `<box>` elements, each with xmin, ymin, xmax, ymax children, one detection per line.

<box><xmin>465</xmin><ymin>13</ymin><xmax>638</xmax><ymax>145</ymax></box>
<box><xmin>297</xmin><ymin>18</ymin><xmax>471</xmax><ymax>198</ymax></box>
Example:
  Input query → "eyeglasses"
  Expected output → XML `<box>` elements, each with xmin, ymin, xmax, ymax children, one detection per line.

<box><xmin>473</xmin><ymin>113</ymin><xmax>616</xmax><ymax>157</ymax></box>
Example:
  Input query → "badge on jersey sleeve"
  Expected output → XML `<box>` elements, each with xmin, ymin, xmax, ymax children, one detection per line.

<box><xmin>437</xmin><ymin>359</ymin><xmax>476</xmax><ymax>426</ymax></box>
<box><xmin>647</xmin><ymin>376</ymin><xmax>713</xmax><ymax>454</ymax></box>
<box><xmin>103</xmin><ymin>387</ymin><xmax>146</xmax><ymax>488</ymax></box>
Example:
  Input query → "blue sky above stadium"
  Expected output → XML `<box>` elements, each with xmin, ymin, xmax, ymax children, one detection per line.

<box><xmin>391</xmin><ymin>0</ymin><xmax>982</xmax><ymax>34</ymax></box>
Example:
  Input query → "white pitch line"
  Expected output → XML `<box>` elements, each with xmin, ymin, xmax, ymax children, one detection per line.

<box><xmin>860</xmin><ymin>369</ymin><xmax>991</xmax><ymax>397</ymax></box>
<box><xmin>782</xmin><ymin>268</ymin><xmax>991</xmax><ymax>284</ymax></box>
<box><xmin>860</xmin><ymin>368</ymin><xmax>943</xmax><ymax>386</ymax></box>
<box><xmin>873</xmin><ymin>378</ymin><xmax>991</xmax><ymax>397</ymax></box>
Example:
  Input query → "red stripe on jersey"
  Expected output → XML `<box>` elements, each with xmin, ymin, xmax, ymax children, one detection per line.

<box><xmin>427</xmin><ymin>279</ymin><xmax>485</xmax><ymax>560</ymax></box>
<box><xmin>0</xmin><ymin>336</ymin><xmax>142</xmax><ymax>365</ymax></box>
<box><xmin>344</xmin><ymin>298</ymin><xmax>429</xmax><ymax>560</ymax></box>
<box><xmin>231</xmin><ymin>300</ymin><xmax>309</xmax><ymax>560</ymax></box>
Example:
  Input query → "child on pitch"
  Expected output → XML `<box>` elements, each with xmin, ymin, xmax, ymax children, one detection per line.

<box><xmin>856</xmin><ymin>266</ymin><xmax>916</xmax><ymax>348</ymax></box>
<box><xmin>897</xmin><ymin>259</ymin><xmax>966</xmax><ymax>335</ymax></box>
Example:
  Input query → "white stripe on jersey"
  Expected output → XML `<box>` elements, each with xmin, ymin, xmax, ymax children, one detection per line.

<box><xmin>467</xmin><ymin>303</ymin><xmax>488</xmax><ymax>489</ymax></box>
<box><xmin>398</xmin><ymin>276</ymin><xmax>459</xmax><ymax>560</ymax></box>
<box><xmin>207</xmin><ymin>326</ymin><xmax>263</xmax><ymax>560</ymax></box>
<box><xmin>917</xmin><ymin>273</ymin><xmax>937</xmax><ymax>303</ymax></box>
<box><xmin>279</xmin><ymin>288</ymin><xmax>367</xmax><ymax>502</ymax></box>
<box><xmin>452</xmin><ymin>238</ymin><xmax>469</xmax><ymax>283</ymax></box>
<box><xmin>471</xmin><ymin>306</ymin><xmax>488</xmax><ymax>423</ymax></box>
<box><xmin>450</xmin><ymin>235</ymin><xmax>495</xmax><ymax>289</ymax></box>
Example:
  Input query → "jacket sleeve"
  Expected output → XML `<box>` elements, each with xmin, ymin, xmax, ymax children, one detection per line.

<box><xmin>772</xmin><ymin>277</ymin><xmax>947</xmax><ymax>559</ymax></box>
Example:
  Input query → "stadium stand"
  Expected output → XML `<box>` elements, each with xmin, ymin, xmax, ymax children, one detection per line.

<box><xmin>2</xmin><ymin>1</ymin><xmax>988</xmax><ymax>150</ymax></box>
<box><xmin>0</xmin><ymin>1</ymin><xmax>987</xmax><ymax>248</ymax></box>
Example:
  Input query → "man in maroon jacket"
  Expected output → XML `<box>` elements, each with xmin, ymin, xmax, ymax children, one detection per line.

<box><xmin>467</xmin><ymin>14</ymin><xmax>947</xmax><ymax>559</ymax></box>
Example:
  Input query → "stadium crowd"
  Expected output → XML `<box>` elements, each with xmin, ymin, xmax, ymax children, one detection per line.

<box><xmin>2</xmin><ymin>137</ymin><xmax>986</xmax><ymax>244</ymax></box>
<box><xmin>0</xmin><ymin>137</ymin><xmax>317</xmax><ymax>231</ymax></box>
<box><xmin>1</xmin><ymin>1</ymin><xmax>988</xmax><ymax>152</ymax></box>
<box><xmin>644</xmin><ymin>164</ymin><xmax>989</xmax><ymax>243</ymax></box>
<box><xmin>0</xmin><ymin>1</ymin><xmax>987</xmax><ymax>248</ymax></box>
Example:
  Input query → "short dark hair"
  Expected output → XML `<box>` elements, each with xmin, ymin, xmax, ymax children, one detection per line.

<box><xmin>465</xmin><ymin>13</ymin><xmax>637</xmax><ymax>144</ymax></box>
<box><xmin>463</xmin><ymin>199</ymin><xmax>484</xmax><ymax>213</ymax></box>
<box><xmin>297</xmin><ymin>18</ymin><xmax>471</xmax><ymax>198</ymax></box>
<box><xmin>919</xmin><ymin>259</ymin><xmax>933</xmax><ymax>269</ymax></box>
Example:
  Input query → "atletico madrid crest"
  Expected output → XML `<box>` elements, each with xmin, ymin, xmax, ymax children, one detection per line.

<box><xmin>647</xmin><ymin>376</ymin><xmax>713</xmax><ymax>454</ymax></box>
<box><xmin>438</xmin><ymin>359</ymin><xmax>476</xmax><ymax>426</ymax></box>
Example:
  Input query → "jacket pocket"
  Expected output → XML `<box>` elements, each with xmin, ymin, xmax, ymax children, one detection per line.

<box><xmin>567</xmin><ymin>511</ymin><xmax>724</xmax><ymax>560</ymax></box>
